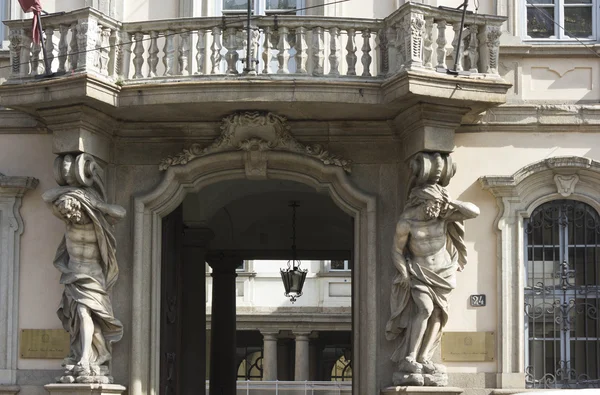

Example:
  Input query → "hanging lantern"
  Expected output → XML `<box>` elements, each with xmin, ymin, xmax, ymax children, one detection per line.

<box><xmin>280</xmin><ymin>201</ymin><xmax>307</xmax><ymax>303</ymax></box>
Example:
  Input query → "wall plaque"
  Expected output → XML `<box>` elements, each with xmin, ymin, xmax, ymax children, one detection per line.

<box><xmin>20</xmin><ymin>329</ymin><xmax>70</xmax><ymax>359</ymax></box>
<box><xmin>441</xmin><ymin>331</ymin><xmax>495</xmax><ymax>362</ymax></box>
<box><xmin>470</xmin><ymin>294</ymin><xmax>486</xmax><ymax>307</ymax></box>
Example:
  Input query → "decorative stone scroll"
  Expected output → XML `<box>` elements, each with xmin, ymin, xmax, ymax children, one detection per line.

<box><xmin>386</xmin><ymin>152</ymin><xmax>480</xmax><ymax>387</ymax></box>
<box><xmin>42</xmin><ymin>154</ymin><xmax>125</xmax><ymax>384</ymax></box>
<box><xmin>158</xmin><ymin>112</ymin><xmax>352</xmax><ymax>173</ymax></box>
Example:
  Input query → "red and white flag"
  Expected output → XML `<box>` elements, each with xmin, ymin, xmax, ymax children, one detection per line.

<box><xmin>18</xmin><ymin>0</ymin><xmax>43</xmax><ymax>45</ymax></box>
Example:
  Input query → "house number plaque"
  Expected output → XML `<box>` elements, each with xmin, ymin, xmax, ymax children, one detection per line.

<box><xmin>470</xmin><ymin>294</ymin><xmax>486</xmax><ymax>307</ymax></box>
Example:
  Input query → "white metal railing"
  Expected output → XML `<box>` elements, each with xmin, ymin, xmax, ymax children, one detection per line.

<box><xmin>206</xmin><ymin>381</ymin><xmax>352</xmax><ymax>395</ymax></box>
<box><xmin>4</xmin><ymin>2</ymin><xmax>504</xmax><ymax>82</ymax></box>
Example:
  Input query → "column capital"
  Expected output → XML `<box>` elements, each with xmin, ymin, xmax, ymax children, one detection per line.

<box><xmin>293</xmin><ymin>332</ymin><xmax>311</xmax><ymax>340</ymax></box>
<box><xmin>261</xmin><ymin>331</ymin><xmax>280</xmax><ymax>341</ymax></box>
<box><xmin>183</xmin><ymin>227</ymin><xmax>214</xmax><ymax>248</ymax></box>
<box><xmin>206</xmin><ymin>252</ymin><xmax>243</xmax><ymax>274</ymax></box>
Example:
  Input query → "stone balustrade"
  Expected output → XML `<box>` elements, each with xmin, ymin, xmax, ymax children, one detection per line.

<box><xmin>4</xmin><ymin>2</ymin><xmax>504</xmax><ymax>83</ymax></box>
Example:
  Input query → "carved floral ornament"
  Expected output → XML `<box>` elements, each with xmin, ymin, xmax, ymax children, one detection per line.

<box><xmin>158</xmin><ymin>112</ymin><xmax>352</xmax><ymax>173</ymax></box>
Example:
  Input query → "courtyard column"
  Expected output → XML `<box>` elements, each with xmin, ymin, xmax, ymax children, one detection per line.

<box><xmin>261</xmin><ymin>331</ymin><xmax>279</xmax><ymax>381</ymax></box>
<box><xmin>294</xmin><ymin>332</ymin><xmax>311</xmax><ymax>381</ymax></box>
<box><xmin>206</xmin><ymin>253</ymin><xmax>241</xmax><ymax>395</ymax></box>
<box><xmin>181</xmin><ymin>227</ymin><xmax>214</xmax><ymax>395</ymax></box>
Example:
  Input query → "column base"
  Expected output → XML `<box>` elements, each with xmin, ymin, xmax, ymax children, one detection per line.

<box><xmin>381</xmin><ymin>386</ymin><xmax>463</xmax><ymax>395</ymax></box>
<box><xmin>45</xmin><ymin>384</ymin><xmax>126</xmax><ymax>395</ymax></box>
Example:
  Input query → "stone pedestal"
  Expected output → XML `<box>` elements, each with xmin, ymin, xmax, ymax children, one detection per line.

<box><xmin>44</xmin><ymin>384</ymin><xmax>126</xmax><ymax>395</ymax></box>
<box><xmin>0</xmin><ymin>386</ymin><xmax>20</xmax><ymax>395</ymax></box>
<box><xmin>381</xmin><ymin>386</ymin><xmax>463</xmax><ymax>395</ymax></box>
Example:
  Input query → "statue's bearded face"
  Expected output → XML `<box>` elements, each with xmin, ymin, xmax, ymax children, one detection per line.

<box><xmin>56</xmin><ymin>197</ymin><xmax>86</xmax><ymax>224</ymax></box>
<box><xmin>423</xmin><ymin>199</ymin><xmax>442</xmax><ymax>219</ymax></box>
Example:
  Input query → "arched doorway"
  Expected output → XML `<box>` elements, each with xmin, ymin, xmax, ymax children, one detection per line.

<box><xmin>130</xmin><ymin>146</ymin><xmax>377</xmax><ymax>395</ymax></box>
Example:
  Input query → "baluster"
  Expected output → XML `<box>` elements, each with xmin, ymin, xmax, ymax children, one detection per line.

<box><xmin>21</xmin><ymin>29</ymin><xmax>32</xmax><ymax>76</ymax></box>
<box><xmin>294</xmin><ymin>27</ymin><xmax>308</xmax><ymax>74</ymax></box>
<box><xmin>277</xmin><ymin>27</ymin><xmax>290</xmax><ymax>74</ymax></box>
<box><xmin>345</xmin><ymin>28</ymin><xmax>357</xmax><ymax>76</ymax></box>
<box><xmin>196</xmin><ymin>30</ymin><xmax>205</xmax><ymax>75</ymax></box>
<box><xmin>210</xmin><ymin>27</ymin><xmax>223</xmax><ymax>74</ymax></box>
<box><xmin>132</xmin><ymin>32</ymin><xmax>144</xmax><ymax>79</ymax></box>
<box><xmin>423</xmin><ymin>17</ymin><xmax>434</xmax><ymax>68</ymax></box>
<box><xmin>44</xmin><ymin>27</ymin><xmax>55</xmax><ymax>74</ymax></box>
<box><xmin>224</xmin><ymin>27</ymin><xmax>238</xmax><ymax>74</ymax></box>
<box><xmin>361</xmin><ymin>30</ymin><xmax>372</xmax><ymax>77</ymax></box>
<box><xmin>148</xmin><ymin>31</ymin><xmax>159</xmax><ymax>77</ymax></box>
<box><xmin>262</xmin><ymin>27</ymin><xmax>273</xmax><ymax>74</ymax></box>
<box><xmin>179</xmin><ymin>31</ymin><xmax>191</xmax><ymax>76</ymax></box>
<box><xmin>163</xmin><ymin>30</ymin><xmax>175</xmax><ymax>76</ymax></box>
<box><xmin>466</xmin><ymin>25</ymin><xmax>479</xmax><ymax>72</ymax></box>
<box><xmin>97</xmin><ymin>27</ymin><xmax>111</xmax><ymax>75</ymax></box>
<box><xmin>395</xmin><ymin>24</ymin><xmax>406</xmax><ymax>71</ymax></box>
<box><xmin>328</xmin><ymin>27</ymin><xmax>340</xmax><ymax>77</ymax></box>
<box><xmin>436</xmin><ymin>20</ymin><xmax>448</xmax><ymax>69</ymax></box>
<box><xmin>108</xmin><ymin>29</ymin><xmax>117</xmax><ymax>77</ymax></box>
<box><xmin>312</xmin><ymin>27</ymin><xmax>324</xmax><ymax>76</ymax></box>
<box><xmin>451</xmin><ymin>21</ymin><xmax>464</xmax><ymax>72</ymax></box>
<box><xmin>30</xmin><ymin>37</ymin><xmax>41</xmax><ymax>76</ymax></box>
<box><xmin>69</xmin><ymin>23</ymin><xmax>78</xmax><ymax>71</ymax></box>
<box><xmin>248</xmin><ymin>26</ymin><xmax>259</xmax><ymax>73</ymax></box>
<box><xmin>58</xmin><ymin>24</ymin><xmax>68</xmax><ymax>73</ymax></box>
<box><xmin>117</xmin><ymin>31</ymin><xmax>132</xmax><ymax>80</ymax></box>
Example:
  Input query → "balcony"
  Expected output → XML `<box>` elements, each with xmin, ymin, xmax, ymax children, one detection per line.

<box><xmin>1</xmin><ymin>3</ymin><xmax>510</xmax><ymax>123</ymax></box>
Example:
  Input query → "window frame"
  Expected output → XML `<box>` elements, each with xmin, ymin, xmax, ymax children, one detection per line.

<box><xmin>522</xmin><ymin>0</ymin><xmax>598</xmax><ymax>42</ymax></box>
<box><xmin>216</xmin><ymin>0</ymin><xmax>306</xmax><ymax>16</ymax></box>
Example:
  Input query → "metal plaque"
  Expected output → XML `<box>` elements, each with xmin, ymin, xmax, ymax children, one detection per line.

<box><xmin>441</xmin><ymin>331</ymin><xmax>495</xmax><ymax>362</ymax></box>
<box><xmin>470</xmin><ymin>294</ymin><xmax>486</xmax><ymax>307</ymax></box>
<box><xmin>20</xmin><ymin>329</ymin><xmax>70</xmax><ymax>359</ymax></box>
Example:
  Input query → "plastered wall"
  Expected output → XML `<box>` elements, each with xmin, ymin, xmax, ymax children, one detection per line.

<box><xmin>0</xmin><ymin>134</ymin><xmax>64</xmax><ymax>371</ymax></box>
<box><xmin>443</xmin><ymin>131</ymin><xmax>600</xmax><ymax>373</ymax></box>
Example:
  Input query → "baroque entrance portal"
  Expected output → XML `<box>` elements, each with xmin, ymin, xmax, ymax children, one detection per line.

<box><xmin>130</xmin><ymin>112</ymin><xmax>377</xmax><ymax>395</ymax></box>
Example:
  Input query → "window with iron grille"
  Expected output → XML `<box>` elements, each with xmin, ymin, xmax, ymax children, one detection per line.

<box><xmin>237</xmin><ymin>349</ymin><xmax>263</xmax><ymax>380</ymax></box>
<box><xmin>524</xmin><ymin>200</ymin><xmax>600</xmax><ymax>388</ymax></box>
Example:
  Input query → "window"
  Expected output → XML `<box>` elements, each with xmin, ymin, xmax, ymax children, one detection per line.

<box><xmin>329</xmin><ymin>259</ymin><xmax>352</xmax><ymax>271</ymax></box>
<box><xmin>237</xmin><ymin>349</ymin><xmax>263</xmax><ymax>380</ymax></box>
<box><xmin>219</xmin><ymin>0</ymin><xmax>304</xmax><ymax>15</ymax></box>
<box><xmin>525</xmin><ymin>0</ymin><xmax>595</xmax><ymax>39</ymax></box>
<box><xmin>524</xmin><ymin>200</ymin><xmax>600</xmax><ymax>388</ymax></box>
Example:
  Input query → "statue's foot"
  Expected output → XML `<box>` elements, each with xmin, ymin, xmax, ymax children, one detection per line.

<box><xmin>73</xmin><ymin>361</ymin><xmax>91</xmax><ymax>376</ymax></box>
<box><xmin>419</xmin><ymin>359</ymin><xmax>447</xmax><ymax>374</ymax></box>
<box><xmin>398</xmin><ymin>357</ymin><xmax>423</xmax><ymax>374</ymax></box>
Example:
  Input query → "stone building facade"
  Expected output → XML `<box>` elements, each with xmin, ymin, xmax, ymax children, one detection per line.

<box><xmin>0</xmin><ymin>0</ymin><xmax>598</xmax><ymax>394</ymax></box>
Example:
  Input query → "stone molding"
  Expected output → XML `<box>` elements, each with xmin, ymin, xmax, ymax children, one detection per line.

<box><xmin>0</xmin><ymin>174</ymin><xmax>38</xmax><ymax>385</ymax></box>
<box><xmin>0</xmin><ymin>386</ymin><xmax>20</xmax><ymax>395</ymax></box>
<box><xmin>158</xmin><ymin>112</ymin><xmax>352</xmax><ymax>173</ymax></box>
<box><xmin>479</xmin><ymin>156</ymin><xmax>600</xmax><ymax>388</ymax></box>
<box><xmin>132</xmin><ymin>149</ymin><xmax>376</xmax><ymax>395</ymax></box>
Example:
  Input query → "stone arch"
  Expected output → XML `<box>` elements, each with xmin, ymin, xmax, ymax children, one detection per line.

<box><xmin>130</xmin><ymin>149</ymin><xmax>377</xmax><ymax>395</ymax></box>
<box><xmin>480</xmin><ymin>156</ymin><xmax>600</xmax><ymax>388</ymax></box>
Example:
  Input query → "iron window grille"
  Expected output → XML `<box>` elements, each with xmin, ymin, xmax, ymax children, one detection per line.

<box><xmin>524</xmin><ymin>200</ymin><xmax>600</xmax><ymax>388</ymax></box>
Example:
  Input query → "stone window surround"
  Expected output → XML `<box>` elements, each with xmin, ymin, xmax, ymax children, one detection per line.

<box><xmin>480</xmin><ymin>156</ymin><xmax>600</xmax><ymax>388</ymax></box>
<box><xmin>131</xmin><ymin>150</ymin><xmax>376</xmax><ymax>395</ymax></box>
<box><xmin>0</xmin><ymin>173</ymin><xmax>37</xmax><ymax>386</ymax></box>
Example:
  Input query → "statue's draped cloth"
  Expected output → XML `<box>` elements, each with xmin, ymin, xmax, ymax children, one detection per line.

<box><xmin>50</xmin><ymin>187</ymin><xmax>123</xmax><ymax>365</ymax></box>
<box><xmin>385</xmin><ymin>184</ymin><xmax>467</xmax><ymax>363</ymax></box>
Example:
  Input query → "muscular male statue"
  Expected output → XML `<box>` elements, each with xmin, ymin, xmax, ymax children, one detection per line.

<box><xmin>43</xmin><ymin>186</ymin><xmax>125</xmax><ymax>382</ymax></box>
<box><xmin>386</xmin><ymin>182</ymin><xmax>479</xmax><ymax>385</ymax></box>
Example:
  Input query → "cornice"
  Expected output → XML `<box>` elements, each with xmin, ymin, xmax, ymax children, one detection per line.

<box><xmin>0</xmin><ymin>173</ymin><xmax>39</xmax><ymax>197</ymax></box>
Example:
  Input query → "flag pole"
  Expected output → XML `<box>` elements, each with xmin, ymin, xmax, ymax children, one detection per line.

<box><xmin>36</xmin><ymin>11</ymin><xmax>52</xmax><ymax>77</ymax></box>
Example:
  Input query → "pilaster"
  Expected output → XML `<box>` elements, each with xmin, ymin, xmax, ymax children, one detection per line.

<box><xmin>0</xmin><ymin>174</ymin><xmax>38</xmax><ymax>385</ymax></box>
